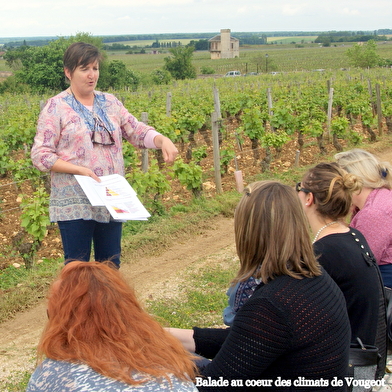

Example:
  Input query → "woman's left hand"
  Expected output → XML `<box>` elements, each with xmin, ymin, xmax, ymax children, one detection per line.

<box><xmin>154</xmin><ymin>135</ymin><xmax>179</xmax><ymax>164</ymax></box>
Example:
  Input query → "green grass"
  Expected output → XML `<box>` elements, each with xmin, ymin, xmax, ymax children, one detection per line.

<box><xmin>0</xmin><ymin>258</ymin><xmax>63</xmax><ymax>323</ymax></box>
<box><xmin>106</xmin><ymin>41</ymin><xmax>392</xmax><ymax>77</ymax></box>
<box><xmin>266</xmin><ymin>36</ymin><xmax>318</xmax><ymax>44</ymax></box>
<box><xmin>148</xmin><ymin>259</ymin><xmax>238</xmax><ymax>329</ymax></box>
<box><xmin>1</xmin><ymin>371</ymin><xmax>31</xmax><ymax>392</ymax></box>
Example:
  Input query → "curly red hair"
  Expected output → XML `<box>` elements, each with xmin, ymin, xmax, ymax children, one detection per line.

<box><xmin>39</xmin><ymin>261</ymin><xmax>196</xmax><ymax>385</ymax></box>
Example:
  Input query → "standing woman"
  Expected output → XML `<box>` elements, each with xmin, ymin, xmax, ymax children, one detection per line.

<box><xmin>299</xmin><ymin>162</ymin><xmax>387</xmax><ymax>379</ymax></box>
<box><xmin>335</xmin><ymin>149</ymin><xmax>392</xmax><ymax>288</ymax></box>
<box><xmin>169</xmin><ymin>181</ymin><xmax>350</xmax><ymax>391</ymax></box>
<box><xmin>31</xmin><ymin>42</ymin><xmax>178</xmax><ymax>268</ymax></box>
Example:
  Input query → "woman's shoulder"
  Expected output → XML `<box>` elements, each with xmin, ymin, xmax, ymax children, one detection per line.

<box><xmin>253</xmin><ymin>272</ymin><xmax>332</xmax><ymax>298</ymax></box>
<box><xmin>95</xmin><ymin>90</ymin><xmax>118</xmax><ymax>102</ymax></box>
<box><xmin>27</xmin><ymin>358</ymin><xmax>197</xmax><ymax>392</ymax></box>
<box><xmin>368</xmin><ymin>187</ymin><xmax>392</xmax><ymax>206</ymax></box>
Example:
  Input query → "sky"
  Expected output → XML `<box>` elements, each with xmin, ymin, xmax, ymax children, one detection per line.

<box><xmin>1</xmin><ymin>0</ymin><xmax>391</xmax><ymax>38</ymax></box>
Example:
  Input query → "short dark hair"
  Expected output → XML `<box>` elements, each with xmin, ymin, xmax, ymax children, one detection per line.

<box><xmin>63</xmin><ymin>42</ymin><xmax>102</xmax><ymax>78</ymax></box>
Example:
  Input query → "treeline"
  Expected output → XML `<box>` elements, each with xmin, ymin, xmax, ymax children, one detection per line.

<box><xmin>2</xmin><ymin>30</ymin><xmax>392</xmax><ymax>48</ymax></box>
<box><xmin>315</xmin><ymin>32</ymin><xmax>390</xmax><ymax>46</ymax></box>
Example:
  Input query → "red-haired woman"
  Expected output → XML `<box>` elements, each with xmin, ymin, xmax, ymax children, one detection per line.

<box><xmin>26</xmin><ymin>261</ymin><xmax>197</xmax><ymax>392</ymax></box>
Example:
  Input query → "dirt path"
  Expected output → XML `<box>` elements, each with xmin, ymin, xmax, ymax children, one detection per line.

<box><xmin>0</xmin><ymin>216</ymin><xmax>235</xmax><ymax>384</ymax></box>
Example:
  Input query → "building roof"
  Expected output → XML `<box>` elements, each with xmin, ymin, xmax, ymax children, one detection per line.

<box><xmin>208</xmin><ymin>34</ymin><xmax>239</xmax><ymax>42</ymax></box>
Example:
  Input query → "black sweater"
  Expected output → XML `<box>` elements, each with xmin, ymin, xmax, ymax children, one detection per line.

<box><xmin>194</xmin><ymin>270</ymin><xmax>350</xmax><ymax>391</ymax></box>
<box><xmin>313</xmin><ymin>229</ymin><xmax>381</xmax><ymax>345</ymax></box>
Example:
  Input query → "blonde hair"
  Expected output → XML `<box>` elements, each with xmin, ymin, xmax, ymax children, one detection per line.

<box><xmin>234</xmin><ymin>181</ymin><xmax>321</xmax><ymax>284</ymax></box>
<box><xmin>302</xmin><ymin>162</ymin><xmax>362</xmax><ymax>220</ymax></box>
<box><xmin>335</xmin><ymin>148</ymin><xmax>392</xmax><ymax>189</ymax></box>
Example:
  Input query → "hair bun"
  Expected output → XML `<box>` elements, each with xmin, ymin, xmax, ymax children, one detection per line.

<box><xmin>342</xmin><ymin>172</ymin><xmax>362</xmax><ymax>193</ymax></box>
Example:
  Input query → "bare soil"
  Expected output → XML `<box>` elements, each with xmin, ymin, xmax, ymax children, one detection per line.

<box><xmin>1</xmin><ymin>126</ymin><xmax>392</xmax><ymax>385</ymax></box>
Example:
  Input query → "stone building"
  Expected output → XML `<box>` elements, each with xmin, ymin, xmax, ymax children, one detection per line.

<box><xmin>209</xmin><ymin>29</ymin><xmax>239</xmax><ymax>60</ymax></box>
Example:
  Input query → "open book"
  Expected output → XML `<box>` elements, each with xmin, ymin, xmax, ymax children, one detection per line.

<box><xmin>75</xmin><ymin>174</ymin><xmax>150</xmax><ymax>221</ymax></box>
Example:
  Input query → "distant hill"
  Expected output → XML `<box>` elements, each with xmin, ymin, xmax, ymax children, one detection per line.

<box><xmin>1</xmin><ymin>30</ymin><xmax>391</xmax><ymax>47</ymax></box>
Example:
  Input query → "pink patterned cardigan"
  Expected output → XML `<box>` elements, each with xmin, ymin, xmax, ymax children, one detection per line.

<box><xmin>31</xmin><ymin>90</ymin><xmax>160</xmax><ymax>223</ymax></box>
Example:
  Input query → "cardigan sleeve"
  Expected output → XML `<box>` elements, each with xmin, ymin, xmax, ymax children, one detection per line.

<box><xmin>193</xmin><ymin>327</ymin><xmax>230</xmax><ymax>359</ymax></box>
<box><xmin>31</xmin><ymin>97</ymin><xmax>62</xmax><ymax>172</ymax></box>
<box><xmin>195</xmin><ymin>297</ymin><xmax>292</xmax><ymax>391</ymax></box>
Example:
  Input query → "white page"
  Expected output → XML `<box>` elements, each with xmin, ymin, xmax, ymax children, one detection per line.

<box><xmin>75</xmin><ymin>174</ymin><xmax>150</xmax><ymax>220</ymax></box>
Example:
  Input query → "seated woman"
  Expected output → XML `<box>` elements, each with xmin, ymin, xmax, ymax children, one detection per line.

<box><xmin>299</xmin><ymin>162</ymin><xmax>387</xmax><ymax>379</ymax></box>
<box><xmin>26</xmin><ymin>261</ymin><xmax>197</xmax><ymax>392</ymax></box>
<box><xmin>169</xmin><ymin>181</ymin><xmax>351</xmax><ymax>391</ymax></box>
<box><xmin>335</xmin><ymin>148</ymin><xmax>392</xmax><ymax>289</ymax></box>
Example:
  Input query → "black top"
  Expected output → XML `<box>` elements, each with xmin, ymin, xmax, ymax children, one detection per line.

<box><xmin>194</xmin><ymin>270</ymin><xmax>350</xmax><ymax>391</ymax></box>
<box><xmin>313</xmin><ymin>228</ymin><xmax>387</xmax><ymax>380</ymax></box>
<box><xmin>313</xmin><ymin>228</ymin><xmax>380</xmax><ymax>345</ymax></box>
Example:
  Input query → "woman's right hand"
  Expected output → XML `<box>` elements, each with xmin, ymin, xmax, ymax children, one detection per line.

<box><xmin>51</xmin><ymin>159</ymin><xmax>101</xmax><ymax>182</ymax></box>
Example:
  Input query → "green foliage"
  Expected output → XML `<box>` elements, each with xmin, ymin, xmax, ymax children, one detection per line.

<box><xmin>163</xmin><ymin>46</ymin><xmax>197</xmax><ymax>80</ymax></box>
<box><xmin>20</xmin><ymin>187</ymin><xmax>50</xmax><ymax>243</ymax></box>
<box><xmin>200</xmin><ymin>66</ymin><xmax>215</xmax><ymax>75</ymax></box>
<box><xmin>126</xmin><ymin>160</ymin><xmax>171</xmax><ymax>215</ymax></box>
<box><xmin>122</xmin><ymin>142</ymin><xmax>139</xmax><ymax>169</ymax></box>
<box><xmin>346</xmin><ymin>40</ymin><xmax>380</xmax><ymax>68</ymax></box>
<box><xmin>241</xmin><ymin>107</ymin><xmax>266</xmax><ymax>140</ymax></box>
<box><xmin>302</xmin><ymin>119</ymin><xmax>324</xmax><ymax>138</ymax></box>
<box><xmin>331</xmin><ymin>116</ymin><xmax>350</xmax><ymax>138</ymax></box>
<box><xmin>149</xmin><ymin>113</ymin><xmax>181</xmax><ymax>143</ymax></box>
<box><xmin>151</xmin><ymin>69</ymin><xmax>172</xmax><ymax>85</ymax></box>
<box><xmin>0</xmin><ymin>139</ymin><xmax>11</xmax><ymax>176</ymax></box>
<box><xmin>172</xmin><ymin>158</ymin><xmax>203</xmax><ymax>197</ymax></box>
<box><xmin>270</xmin><ymin>104</ymin><xmax>296</xmax><ymax>134</ymax></box>
<box><xmin>220</xmin><ymin>148</ymin><xmax>236</xmax><ymax>175</ymax></box>
<box><xmin>261</xmin><ymin>130</ymin><xmax>290</xmax><ymax>149</ymax></box>
<box><xmin>192</xmin><ymin>145</ymin><xmax>207</xmax><ymax>164</ymax></box>
<box><xmin>9</xmin><ymin>159</ymin><xmax>42</xmax><ymax>185</ymax></box>
<box><xmin>108</xmin><ymin>60</ymin><xmax>140</xmax><ymax>90</ymax></box>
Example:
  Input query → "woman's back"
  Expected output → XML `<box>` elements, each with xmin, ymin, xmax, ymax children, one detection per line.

<box><xmin>26</xmin><ymin>359</ymin><xmax>197</xmax><ymax>392</ymax></box>
<box><xmin>196</xmin><ymin>270</ymin><xmax>350</xmax><ymax>390</ymax></box>
<box><xmin>313</xmin><ymin>228</ymin><xmax>381</xmax><ymax>344</ymax></box>
<box><xmin>313</xmin><ymin>228</ymin><xmax>387</xmax><ymax>379</ymax></box>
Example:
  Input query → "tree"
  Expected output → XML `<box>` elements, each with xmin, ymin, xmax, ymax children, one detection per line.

<box><xmin>151</xmin><ymin>69</ymin><xmax>172</xmax><ymax>85</ymax></box>
<box><xmin>346</xmin><ymin>40</ymin><xmax>381</xmax><ymax>68</ymax></box>
<box><xmin>187</xmin><ymin>39</ymin><xmax>209</xmax><ymax>51</ymax></box>
<box><xmin>163</xmin><ymin>46</ymin><xmax>196</xmax><ymax>80</ymax></box>
<box><xmin>108</xmin><ymin>60</ymin><xmax>140</xmax><ymax>90</ymax></box>
<box><xmin>3</xmin><ymin>33</ymin><xmax>110</xmax><ymax>93</ymax></box>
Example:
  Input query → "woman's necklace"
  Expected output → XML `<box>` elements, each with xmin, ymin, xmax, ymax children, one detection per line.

<box><xmin>312</xmin><ymin>221</ymin><xmax>338</xmax><ymax>244</ymax></box>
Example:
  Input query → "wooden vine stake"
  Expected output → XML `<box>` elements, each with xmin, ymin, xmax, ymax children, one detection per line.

<box><xmin>211</xmin><ymin>111</ymin><xmax>222</xmax><ymax>194</ymax></box>
<box><xmin>141</xmin><ymin>112</ymin><xmax>149</xmax><ymax>173</ymax></box>
<box><xmin>326</xmin><ymin>87</ymin><xmax>334</xmax><ymax>142</ymax></box>
<box><xmin>376</xmin><ymin>84</ymin><xmax>383</xmax><ymax>136</ymax></box>
<box><xmin>213</xmin><ymin>86</ymin><xmax>222</xmax><ymax>119</ymax></box>
<box><xmin>234</xmin><ymin>156</ymin><xmax>244</xmax><ymax>193</ymax></box>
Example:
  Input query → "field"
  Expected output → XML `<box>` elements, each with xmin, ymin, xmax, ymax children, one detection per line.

<box><xmin>106</xmin><ymin>40</ymin><xmax>392</xmax><ymax>76</ymax></box>
<box><xmin>2</xmin><ymin>39</ymin><xmax>392</xmax><ymax>76</ymax></box>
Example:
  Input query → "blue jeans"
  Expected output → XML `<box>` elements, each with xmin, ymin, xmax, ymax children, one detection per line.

<box><xmin>379</xmin><ymin>264</ymin><xmax>392</xmax><ymax>289</ymax></box>
<box><xmin>58</xmin><ymin>219</ymin><xmax>122</xmax><ymax>268</ymax></box>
